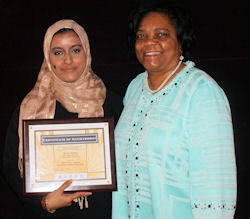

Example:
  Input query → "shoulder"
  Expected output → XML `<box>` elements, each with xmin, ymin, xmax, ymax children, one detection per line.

<box><xmin>126</xmin><ymin>72</ymin><xmax>145</xmax><ymax>91</ymax></box>
<box><xmin>103</xmin><ymin>90</ymin><xmax>123</xmax><ymax>124</ymax></box>
<box><xmin>184</xmin><ymin>62</ymin><xmax>226</xmax><ymax>99</ymax></box>
<box><xmin>123</xmin><ymin>72</ymin><xmax>145</xmax><ymax>103</ymax></box>
<box><xmin>105</xmin><ymin>90</ymin><xmax>123</xmax><ymax>106</ymax></box>
<box><xmin>106</xmin><ymin>89</ymin><xmax>122</xmax><ymax>100</ymax></box>
<box><xmin>183</xmin><ymin>62</ymin><xmax>231</xmax><ymax>114</ymax></box>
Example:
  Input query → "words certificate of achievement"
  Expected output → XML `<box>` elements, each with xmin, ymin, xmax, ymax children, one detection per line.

<box><xmin>22</xmin><ymin>117</ymin><xmax>116</xmax><ymax>194</ymax></box>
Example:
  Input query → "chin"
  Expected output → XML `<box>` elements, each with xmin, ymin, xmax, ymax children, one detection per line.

<box><xmin>60</xmin><ymin>78</ymin><xmax>77</xmax><ymax>83</ymax></box>
<box><xmin>144</xmin><ymin>66</ymin><xmax>161</xmax><ymax>73</ymax></box>
<box><xmin>142</xmin><ymin>63</ymin><xmax>161</xmax><ymax>71</ymax></box>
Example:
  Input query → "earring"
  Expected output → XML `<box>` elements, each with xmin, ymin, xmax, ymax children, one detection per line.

<box><xmin>180</xmin><ymin>51</ymin><xmax>184</xmax><ymax>61</ymax></box>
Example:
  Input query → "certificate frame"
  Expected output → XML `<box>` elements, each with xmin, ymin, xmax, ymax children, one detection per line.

<box><xmin>22</xmin><ymin>117</ymin><xmax>117</xmax><ymax>195</ymax></box>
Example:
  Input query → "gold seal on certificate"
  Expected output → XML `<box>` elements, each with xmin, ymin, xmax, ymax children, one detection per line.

<box><xmin>22</xmin><ymin>117</ymin><xmax>116</xmax><ymax>194</ymax></box>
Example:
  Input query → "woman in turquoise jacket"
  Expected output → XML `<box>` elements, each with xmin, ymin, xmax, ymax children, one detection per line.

<box><xmin>112</xmin><ymin>1</ymin><xmax>236</xmax><ymax>219</ymax></box>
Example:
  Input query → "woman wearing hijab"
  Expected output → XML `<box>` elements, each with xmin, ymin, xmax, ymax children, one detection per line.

<box><xmin>4</xmin><ymin>19</ymin><xmax>123</xmax><ymax>218</ymax></box>
<box><xmin>112</xmin><ymin>1</ymin><xmax>236</xmax><ymax>219</ymax></box>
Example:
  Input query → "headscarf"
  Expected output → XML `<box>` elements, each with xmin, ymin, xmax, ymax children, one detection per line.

<box><xmin>18</xmin><ymin>19</ymin><xmax>106</xmax><ymax>175</ymax></box>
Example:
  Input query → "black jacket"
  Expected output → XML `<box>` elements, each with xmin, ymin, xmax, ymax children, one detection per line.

<box><xmin>3</xmin><ymin>90</ymin><xmax>123</xmax><ymax>219</ymax></box>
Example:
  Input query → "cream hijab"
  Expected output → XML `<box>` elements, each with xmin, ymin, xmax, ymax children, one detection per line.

<box><xmin>18</xmin><ymin>19</ymin><xmax>106</xmax><ymax>175</ymax></box>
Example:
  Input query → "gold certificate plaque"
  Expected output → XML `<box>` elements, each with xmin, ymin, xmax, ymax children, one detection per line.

<box><xmin>22</xmin><ymin>117</ymin><xmax>116</xmax><ymax>194</ymax></box>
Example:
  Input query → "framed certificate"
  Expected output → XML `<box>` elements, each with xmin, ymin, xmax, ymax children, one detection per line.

<box><xmin>22</xmin><ymin>117</ymin><xmax>117</xmax><ymax>194</ymax></box>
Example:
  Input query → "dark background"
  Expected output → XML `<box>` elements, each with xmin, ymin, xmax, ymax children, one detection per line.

<box><xmin>0</xmin><ymin>0</ymin><xmax>248</xmax><ymax>218</ymax></box>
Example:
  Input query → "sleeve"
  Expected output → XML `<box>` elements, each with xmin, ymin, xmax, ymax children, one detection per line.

<box><xmin>3</xmin><ymin>106</ymin><xmax>43</xmax><ymax>209</ymax></box>
<box><xmin>187</xmin><ymin>82</ymin><xmax>237</xmax><ymax>219</ymax></box>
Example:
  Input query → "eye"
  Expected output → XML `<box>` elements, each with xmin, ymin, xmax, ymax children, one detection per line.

<box><xmin>72</xmin><ymin>48</ymin><xmax>81</xmax><ymax>53</ymax></box>
<box><xmin>53</xmin><ymin>50</ymin><xmax>63</xmax><ymax>55</ymax></box>
<box><xmin>136</xmin><ymin>33</ymin><xmax>146</xmax><ymax>40</ymax></box>
<box><xmin>156</xmin><ymin>32</ymin><xmax>169</xmax><ymax>39</ymax></box>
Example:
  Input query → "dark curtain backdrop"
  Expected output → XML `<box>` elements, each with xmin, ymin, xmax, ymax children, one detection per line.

<box><xmin>0</xmin><ymin>0</ymin><xmax>248</xmax><ymax>218</ymax></box>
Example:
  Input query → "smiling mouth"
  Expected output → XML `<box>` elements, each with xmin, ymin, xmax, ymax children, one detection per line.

<box><xmin>63</xmin><ymin>68</ymin><xmax>75</xmax><ymax>72</ymax></box>
<box><xmin>144</xmin><ymin>51</ymin><xmax>161</xmax><ymax>56</ymax></box>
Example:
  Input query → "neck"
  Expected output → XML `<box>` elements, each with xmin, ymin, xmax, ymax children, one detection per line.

<box><xmin>147</xmin><ymin>62</ymin><xmax>184</xmax><ymax>92</ymax></box>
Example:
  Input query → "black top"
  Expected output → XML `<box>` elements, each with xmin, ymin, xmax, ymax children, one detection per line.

<box><xmin>3</xmin><ymin>90</ymin><xmax>123</xmax><ymax>219</ymax></box>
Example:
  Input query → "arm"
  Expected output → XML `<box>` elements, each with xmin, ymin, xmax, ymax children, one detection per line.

<box><xmin>3</xmin><ymin>106</ymin><xmax>91</xmax><ymax>212</ymax></box>
<box><xmin>188</xmin><ymin>82</ymin><xmax>237</xmax><ymax>219</ymax></box>
<box><xmin>3</xmin><ymin>106</ymin><xmax>43</xmax><ymax>208</ymax></box>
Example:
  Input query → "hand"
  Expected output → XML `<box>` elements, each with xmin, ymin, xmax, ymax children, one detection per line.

<box><xmin>45</xmin><ymin>179</ymin><xmax>92</xmax><ymax>210</ymax></box>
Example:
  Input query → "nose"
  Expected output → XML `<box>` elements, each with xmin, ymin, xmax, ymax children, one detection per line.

<box><xmin>64</xmin><ymin>53</ymin><xmax>72</xmax><ymax>64</ymax></box>
<box><xmin>144</xmin><ymin>35</ymin><xmax>157</xmax><ymax>46</ymax></box>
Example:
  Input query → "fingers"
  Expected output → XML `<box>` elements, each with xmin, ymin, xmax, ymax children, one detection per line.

<box><xmin>70</xmin><ymin>191</ymin><xmax>92</xmax><ymax>200</ymax></box>
<box><xmin>57</xmin><ymin>180</ymin><xmax>92</xmax><ymax>202</ymax></box>
<box><xmin>58</xmin><ymin>179</ymin><xmax>72</xmax><ymax>192</ymax></box>
<box><xmin>45</xmin><ymin>180</ymin><xmax>92</xmax><ymax>210</ymax></box>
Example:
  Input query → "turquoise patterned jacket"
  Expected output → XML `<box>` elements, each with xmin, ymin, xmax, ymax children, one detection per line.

<box><xmin>112</xmin><ymin>61</ymin><xmax>236</xmax><ymax>219</ymax></box>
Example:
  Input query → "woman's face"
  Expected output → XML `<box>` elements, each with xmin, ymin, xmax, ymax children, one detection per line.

<box><xmin>135</xmin><ymin>12</ymin><xmax>181</xmax><ymax>74</ymax></box>
<box><xmin>49</xmin><ymin>30</ymin><xmax>86</xmax><ymax>83</ymax></box>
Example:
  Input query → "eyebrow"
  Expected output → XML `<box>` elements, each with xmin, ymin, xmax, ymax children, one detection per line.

<box><xmin>72</xmin><ymin>44</ymin><xmax>83</xmax><ymax>48</ymax></box>
<box><xmin>51</xmin><ymin>44</ymin><xmax>83</xmax><ymax>50</ymax></box>
<box><xmin>137</xmin><ymin>27</ymin><xmax>170</xmax><ymax>32</ymax></box>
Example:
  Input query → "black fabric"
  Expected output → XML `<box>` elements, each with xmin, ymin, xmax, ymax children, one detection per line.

<box><xmin>3</xmin><ymin>90</ymin><xmax>123</xmax><ymax>219</ymax></box>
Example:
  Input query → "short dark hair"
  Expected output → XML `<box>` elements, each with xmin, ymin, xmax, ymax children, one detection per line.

<box><xmin>128</xmin><ymin>1</ymin><xmax>196</xmax><ymax>60</ymax></box>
